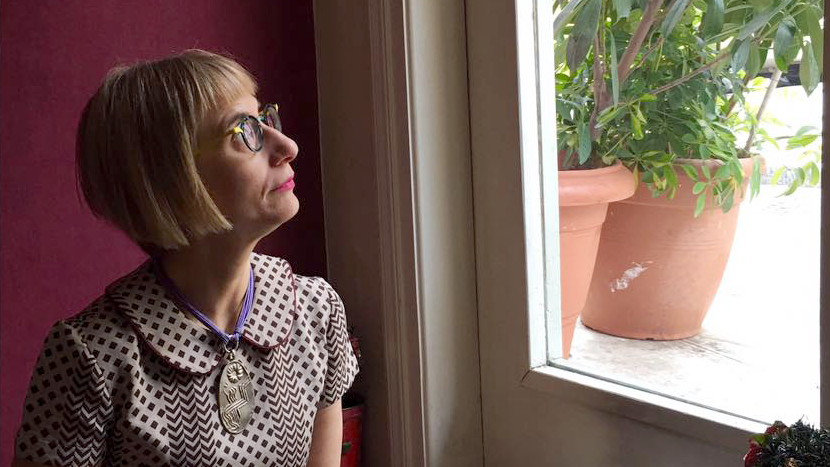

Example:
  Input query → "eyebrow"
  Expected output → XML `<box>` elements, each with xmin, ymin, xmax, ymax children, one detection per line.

<box><xmin>222</xmin><ymin>101</ymin><xmax>263</xmax><ymax>130</ymax></box>
<box><xmin>223</xmin><ymin>112</ymin><xmax>249</xmax><ymax>130</ymax></box>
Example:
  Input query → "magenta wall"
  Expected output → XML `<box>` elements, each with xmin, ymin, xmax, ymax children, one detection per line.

<box><xmin>0</xmin><ymin>2</ymin><xmax>326</xmax><ymax>464</ymax></box>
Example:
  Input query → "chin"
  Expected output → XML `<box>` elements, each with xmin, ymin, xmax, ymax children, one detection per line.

<box><xmin>268</xmin><ymin>197</ymin><xmax>300</xmax><ymax>228</ymax></box>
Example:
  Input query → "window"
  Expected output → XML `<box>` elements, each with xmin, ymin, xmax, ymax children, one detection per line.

<box><xmin>469</xmin><ymin>0</ymin><xmax>828</xmax><ymax>463</ymax></box>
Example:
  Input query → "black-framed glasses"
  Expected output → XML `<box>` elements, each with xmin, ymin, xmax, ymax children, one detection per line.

<box><xmin>198</xmin><ymin>103</ymin><xmax>283</xmax><ymax>154</ymax></box>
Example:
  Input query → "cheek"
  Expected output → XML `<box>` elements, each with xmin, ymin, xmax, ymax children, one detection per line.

<box><xmin>203</xmin><ymin>165</ymin><xmax>266</xmax><ymax>214</ymax></box>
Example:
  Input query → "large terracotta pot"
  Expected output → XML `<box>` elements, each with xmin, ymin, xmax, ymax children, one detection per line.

<box><xmin>581</xmin><ymin>157</ymin><xmax>756</xmax><ymax>340</ymax></box>
<box><xmin>559</xmin><ymin>163</ymin><xmax>637</xmax><ymax>357</ymax></box>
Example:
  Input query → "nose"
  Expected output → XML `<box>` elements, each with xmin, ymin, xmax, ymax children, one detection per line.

<box><xmin>262</xmin><ymin>126</ymin><xmax>298</xmax><ymax>166</ymax></box>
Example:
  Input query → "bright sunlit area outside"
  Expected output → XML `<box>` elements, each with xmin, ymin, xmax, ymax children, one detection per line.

<box><xmin>550</xmin><ymin>0</ymin><xmax>822</xmax><ymax>426</ymax></box>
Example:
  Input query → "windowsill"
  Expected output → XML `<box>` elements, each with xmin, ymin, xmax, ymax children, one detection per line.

<box><xmin>522</xmin><ymin>365</ymin><xmax>765</xmax><ymax>453</ymax></box>
<box><xmin>549</xmin><ymin>186</ymin><xmax>820</xmax><ymax>430</ymax></box>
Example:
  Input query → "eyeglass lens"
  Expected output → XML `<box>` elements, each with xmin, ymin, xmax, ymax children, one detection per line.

<box><xmin>239</xmin><ymin>116</ymin><xmax>264</xmax><ymax>152</ymax></box>
<box><xmin>263</xmin><ymin>104</ymin><xmax>282</xmax><ymax>133</ymax></box>
<box><xmin>238</xmin><ymin>104</ymin><xmax>282</xmax><ymax>153</ymax></box>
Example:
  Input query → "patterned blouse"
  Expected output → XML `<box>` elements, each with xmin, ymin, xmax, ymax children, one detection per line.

<box><xmin>15</xmin><ymin>253</ymin><xmax>359</xmax><ymax>467</ymax></box>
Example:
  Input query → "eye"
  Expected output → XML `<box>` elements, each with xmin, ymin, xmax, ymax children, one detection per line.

<box><xmin>265</xmin><ymin>106</ymin><xmax>282</xmax><ymax>132</ymax></box>
<box><xmin>241</xmin><ymin>120</ymin><xmax>258</xmax><ymax>144</ymax></box>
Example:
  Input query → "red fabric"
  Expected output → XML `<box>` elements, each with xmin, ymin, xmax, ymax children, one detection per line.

<box><xmin>0</xmin><ymin>3</ymin><xmax>325</xmax><ymax>464</ymax></box>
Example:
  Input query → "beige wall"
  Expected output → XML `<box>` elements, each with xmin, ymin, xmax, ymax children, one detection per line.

<box><xmin>315</xmin><ymin>0</ymin><xmax>483</xmax><ymax>466</ymax></box>
<box><xmin>314</xmin><ymin>3</ymin><xmax>391</xmax><ymax>466</ymax></box>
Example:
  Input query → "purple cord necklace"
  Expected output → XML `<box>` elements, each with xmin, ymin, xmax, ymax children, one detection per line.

<box><xmin>152</xmin><ymin>258</ymin><xmax>257</xmax><ymax>434</ymax></box>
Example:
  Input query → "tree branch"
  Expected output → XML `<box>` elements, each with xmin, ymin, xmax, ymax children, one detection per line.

<box><xmin>617</xmin><ymin>0</ymin><xmax>663</xmax><ymax>84</ymax></box>
<box><xmin>743</xmin><ymin>68</ymin><xmax>782</xmax><ymax>154</ymax></box>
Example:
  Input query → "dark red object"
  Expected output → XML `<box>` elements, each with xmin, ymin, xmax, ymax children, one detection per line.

<box><xmin>743</xmin><ymin>440</ymin><xmax>762</xmax><ymax>467</ymax></box>
<box><xmin>341</xmin><ymin>392</ymin><xmax>365</xmax><ymax>467</ymax></box>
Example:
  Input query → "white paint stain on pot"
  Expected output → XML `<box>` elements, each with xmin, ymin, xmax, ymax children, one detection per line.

<box><xmin>610</xmin><ymin>261</ymin><xmax>652</xmax><ymax>292</ymax></box>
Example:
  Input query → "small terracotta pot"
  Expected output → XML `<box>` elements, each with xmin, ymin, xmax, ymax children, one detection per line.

<box><xmin>559</xmin><ymin>163</ymin><xmax>637</xmax><ymax>357</ymax></box>
<box><xmin>581</xmin><ymin>157</ymin><xmax>757</xmax><ymax>340</ymax></box>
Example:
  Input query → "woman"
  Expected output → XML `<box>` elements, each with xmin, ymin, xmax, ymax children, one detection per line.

<box><xmin>13</xmin><ymin>50</ymin><xmax>358</xmax><ymax>467</ymax></box>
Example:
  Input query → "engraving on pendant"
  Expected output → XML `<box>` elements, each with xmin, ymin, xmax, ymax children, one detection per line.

<box><xmin>218</xmin><ymin>358</ymin><xmax>255</xmax><ymax>434</ymax></box>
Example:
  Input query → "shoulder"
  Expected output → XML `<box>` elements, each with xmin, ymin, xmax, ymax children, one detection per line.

<box><xmin>251</xmin><ymin>252</ymin><xmax>339</xmax><ymax>303</ymax></box>
<box><xmin>63</xmin><ymin>294</ymin><xmax>134</xmax><ymax>336</ymax></box>
<box><xmin>49</xmin><ymin>293</ymin><xmax>141</xmax><ymax>376</ymax></box>
<box><xmin>250</xmin><ymin>252</ymin><xmax>342</xmax><ymax>326</ymax></box>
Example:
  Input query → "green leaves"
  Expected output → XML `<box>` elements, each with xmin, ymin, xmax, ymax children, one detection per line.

<box><xmin>745</xmin><ymin>42</ymin><xmax>762</xmax><ymax>80</ymax></box>
<box><xmin>770</xmin><ymin>166</ymin><xmax>786</xmax><ymax>185</ymax></box>
<box><xmin>630</xmin><ymin>103</ymin><xmax>646</xmax><ymax>140</ymax></box>
<box><xmin>695</xmin><ymin>193</ymin><xmax>707</xmax><ymax>217</ymax></box>
<box><xmin>660</xmin><ymin>0</ymin><xmax>693</xmax><ymax>38</ymax></box>
<box><xmin>750</xmin><ymin>157</ymin><xmax>761</xmax><ymax>199</ymax></box>
<box><xmin>596</xmin><ymin>105</ymin><xmax>622</xmax><ymax>126</ymax></box>
<box><xmin>553</xmin><ymin>0</ymin><xmax>586</xmax><ymax>34</ymax></box>
<box><xmin>609</xmin><ymin>31</ymin><xmax>620</xmax><ymax>105</ymax></box>
<box><xmin>796</xmin><ymin>6</ymin><xmax>823</xmax><ymax>70</ymax></box>
<box><xmin>773</xmin><ymin>16</ymin><xmax>798</xmax><ymax>72</ymax></box>
<box><xmin>701</xmin><ymin>0</ymin><xmax>725</xmax><ymax>38</ymax></box>
<box><xmin>737</xmin><ymin>0</ymin><xmax>793</xmax><ymax>40</ymax></box>
<box><xmin>731</xmin><ymin>39</ymin><xmax>750</xmax><ymax>73</ymax></box>
<box><xmin>612</xmin><ymin>0</ymin><xmax>631</xmax><ymax>19</ymax></box>
<box><xmin>577</xmin><ymin>120</ymin><xmax>592</xmax><ymax>164</ymax></box>
<box><xmin>799</xmin><ymin>42</ymin><xmax>820</xmax><ymax>95</ymax></box>
<box><xmin>566</xmin><ymin>0</ymin><xmax>602</xmax><ymax>72</ymax></box>
<box><xmin>631</xmin><ymin>114</ymin><xmax>644</xmax><ymax>139</ymax></box>
<box><xmin>552</xmin><ymin>0</ymin><xmax>821</xmax><ymax>211</ymax></box>
<box><xmin>681</xmin><ymin>164</ymin><xmax>699</xmax><ymax>181</ymax></box>
<box><xmin>786</xmin><ymin>126</ymin><xmax>820</xmax><ymax>149</ymax></box>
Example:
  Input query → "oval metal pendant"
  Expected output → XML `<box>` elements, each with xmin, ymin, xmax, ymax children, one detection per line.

<box><xmin>217</xmin><ymin>355</ymin><xmax>255</xmax><ymax>434</ymax></box>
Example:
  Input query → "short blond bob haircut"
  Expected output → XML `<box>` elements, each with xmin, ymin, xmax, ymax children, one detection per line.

<box><xmin>76</xmin><ymin>49</ymin><xmax>257</xmax><ymax>254</ymax></box>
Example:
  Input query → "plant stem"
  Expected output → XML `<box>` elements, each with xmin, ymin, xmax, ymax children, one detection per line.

<box><xmin>635</xmin><ymin>37</ymin><xmax>665</xmax><ymax>70</ymax></box>
<box><xmin>743</xmin><ymin>68</ymin><xmax>782</xmax><ymax>154</ymax></box>
<box><xmin>602</xmin><ymin>134</ymin><xmax>629</xmax><ymax>159</ymax></box>
<box><xmin>647</xmin><ymin>50</ymin><xmax>731</xmax><ymax>96</ymax></box>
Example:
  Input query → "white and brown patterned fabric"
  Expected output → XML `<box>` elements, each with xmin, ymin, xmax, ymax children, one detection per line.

<box><xmin>15</xmin><ymin>253</ymin><xmax>359</xmax><ymax>467</ymax></box>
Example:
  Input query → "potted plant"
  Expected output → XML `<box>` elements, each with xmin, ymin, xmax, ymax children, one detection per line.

<box><xmin>553</xmin><ymin>4</ymin><xmax>641</xmax><ymax>358</ymax></box>
<box><xmin>554</xmin><ymin>0</ymin><xmax>823</xmax><ymax>340</ymax></box>
<box><xmin>743</xmin><ymin>420</ymin><xmax>830</xmax><ymax>467</ymax></box>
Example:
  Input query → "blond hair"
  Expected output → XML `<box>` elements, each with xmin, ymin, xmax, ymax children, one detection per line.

<box><xmin>76</xmin><ymin>49</ymin><xmax>257</xmax><ymax>253</ymax></box>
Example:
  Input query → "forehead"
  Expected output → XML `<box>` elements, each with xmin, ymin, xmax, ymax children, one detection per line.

<box><xmin>217</xmin><ymin>94</ymin><xmax>261</xmax><ymax>129</ymax></box>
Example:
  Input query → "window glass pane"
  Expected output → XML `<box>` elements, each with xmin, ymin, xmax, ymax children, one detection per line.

<box><xmin>547</xmin><ymin>1</ymin><xmax>822</xmax><ymax>425</ymax></box>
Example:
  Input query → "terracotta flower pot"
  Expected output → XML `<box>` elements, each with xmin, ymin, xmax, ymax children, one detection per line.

<box><xmin>559</xmin><ymin>163</ymin><xmax>637</xmax><ymax>357</ymax></box>
<box><xmin>581</xmin><ymin>157</ymin><xmax>757</xmax><ymax>340</ymax></box>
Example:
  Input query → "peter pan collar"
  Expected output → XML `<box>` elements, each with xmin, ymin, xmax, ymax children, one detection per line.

<box><xmin>104</xmin><ymin>253</ymin><xmax>298</xmax><ymax>375</ymax></box>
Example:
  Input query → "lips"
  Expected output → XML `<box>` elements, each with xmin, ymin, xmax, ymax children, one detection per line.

<box><xmin>273</xmin><ymin>176</ymin><xmax>295</xmax><ymax>192</ymax></box>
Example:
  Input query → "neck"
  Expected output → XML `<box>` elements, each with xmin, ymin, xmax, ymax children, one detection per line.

<box><xmin>160</xmin><ymin>235</ymin><xmax>257</xmax><ymax>334</ymax></box>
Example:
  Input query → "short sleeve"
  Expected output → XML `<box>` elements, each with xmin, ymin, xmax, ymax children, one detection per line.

<box><xmin>318</xmin><ymin>284</ymin><xmax>360</xmax><ymax>408</ymax></box>
<box><xmin>15</xmin><ymin>320</ymin><xmax>112</xmax><ymax>467</ymax></box>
